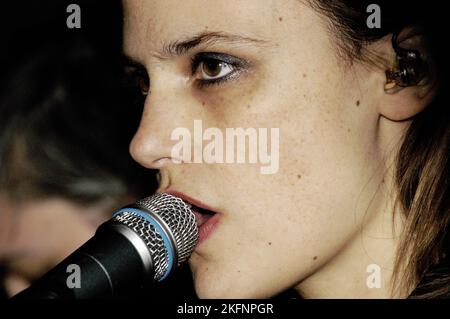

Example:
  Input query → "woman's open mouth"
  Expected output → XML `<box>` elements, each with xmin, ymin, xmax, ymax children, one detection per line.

<box><xmin>190</xmin><ymin>205</ymin><xmax>220</xmax><ymax>245</ymax></box>
<box><xmin>163</xmin><ymin>190</ymin><xmax>221</xmax><ymax>246</ymax></box>
<box><xmin>191</xmin><ymin>205</ymin><xmax>215</xmax><ymax>227</ymax></box>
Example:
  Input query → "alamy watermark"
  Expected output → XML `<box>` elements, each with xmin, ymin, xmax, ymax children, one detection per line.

<box><xmin>366</xmin><ymin>264</ymin><xmax>382</xmax><ymax>289</ymax></box>
<box><xmin>66</xmin><ymin>4</ymin><xmax>81</xmax><ymax>29</ymax></box>
<box><xmin>66</xmin><ymin>264</ymin><xmax>81</xmax><ymax>289</ymax></box>
<box><xmin>171</xmin><ymin>120</ymin><xmax>279</xmax><ymax>175</ymax></box>
<box><xmin>366</xmin><ymin>4</ymin><xmax>381</xmax><ymax>29</ymax></box>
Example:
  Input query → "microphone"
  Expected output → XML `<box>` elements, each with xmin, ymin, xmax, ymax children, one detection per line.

<box><xmin>11</xmin><ymin>193</ymin><xmax>198</xmax><ymax>299</ymax></box>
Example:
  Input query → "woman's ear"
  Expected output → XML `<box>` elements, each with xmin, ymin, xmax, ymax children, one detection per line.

<box><xmin>377</xmin><ymin>27</ymin><xmax>438</xmax><ymax>121</ymax></box>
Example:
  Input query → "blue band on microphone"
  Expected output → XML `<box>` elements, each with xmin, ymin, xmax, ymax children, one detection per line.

<box><xmin>113</xmin><ymin>208</ymin><xmax>174</xmax><ymax>281</ymax></box>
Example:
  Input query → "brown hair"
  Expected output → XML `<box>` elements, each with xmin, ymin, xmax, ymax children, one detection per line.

<box><xmin>307</xmin><ymin>0</ymin><xmax>450</xmax><ymax>298</ymax></box>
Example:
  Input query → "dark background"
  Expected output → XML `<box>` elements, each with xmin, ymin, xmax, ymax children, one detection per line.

<box><xmin>0</xmin><ymin>0</ymin><xmax>196</xmax><ymax>299</ymax></box>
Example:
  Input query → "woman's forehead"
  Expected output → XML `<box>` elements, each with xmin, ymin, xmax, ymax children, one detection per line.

<box><xmin>122</xmin><ymin>0</ymin><xmax>308</xmax><ymax>61</ymax></box>
<box><xmin>122</xmin><ymin>0</ymin><xmax>275</xmax><ymax>42</ymax></box>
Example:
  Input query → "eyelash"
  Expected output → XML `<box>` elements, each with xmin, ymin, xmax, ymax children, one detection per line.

<box><xmin>191</xmin><ymin>52</ymin><xmax>248</xmax><ymax>88</ymax></box>
<box><xmin>124</xmin><ymin>52</ymin><xmax>247</xmax><ymax>96</ymax></box>
<box><xmin>135</xmin><ymin>70</ymin><xmax>150</xmax><ymax>96</ymax></box>
<box><xmin>124</xmin><ymin>66</ymin><xmax>150</xmax><ymax>97</ymax></box>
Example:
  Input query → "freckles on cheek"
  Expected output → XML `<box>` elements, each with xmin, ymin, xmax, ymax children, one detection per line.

<box><xmin>193</xmin><ymin>88</ymin><xmax>250</xmax><ymax>113</ymax></box>
<box><xmin>191</xmin><ymin>72</ymin><xmax>267</xmax><ymax>121</ymax></box>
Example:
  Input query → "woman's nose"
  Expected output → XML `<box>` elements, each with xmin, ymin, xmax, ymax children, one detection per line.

<box><xmin>129</xmin><ymin>82</ymin><xmax>191</xmax><ymax>170</ymax></box>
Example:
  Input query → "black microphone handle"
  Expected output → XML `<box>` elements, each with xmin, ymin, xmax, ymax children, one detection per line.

<box><xmin>11</xmin><ymin>221</ymin><xmax>153</xmax><ymax>299</ymax></box>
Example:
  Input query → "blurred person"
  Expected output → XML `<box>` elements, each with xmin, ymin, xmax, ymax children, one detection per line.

<box><xmin>0</xmin><ymin>41</ymin><xmax>156</xmax><ymax>297</ymax></box>
<box><xmin>0</xmin><ymin>1</ymin><xmax>157</xmax><ymax>297</ymax></box>
<box><xmin>122</xmin><ymin>0</ymin><xmax>450</xmax><ymax>298</ymax></box>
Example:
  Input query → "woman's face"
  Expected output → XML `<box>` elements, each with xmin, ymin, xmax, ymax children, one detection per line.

<box><xmin>123</xmin><ymin>0</ymin><xmax>393</xmax><ymax>298</ymax></box>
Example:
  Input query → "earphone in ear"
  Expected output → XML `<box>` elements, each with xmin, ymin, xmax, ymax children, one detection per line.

<box><xmin>385</xmin><ymin>30</ymin><xmax>426</xmax><ymax>91</ymax></box>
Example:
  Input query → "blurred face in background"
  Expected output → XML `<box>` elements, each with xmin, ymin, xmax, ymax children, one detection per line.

<box><xmin>0</xmin><ymin>195</ymin><xmax>112</xmax><ymax>296</ymax></box>
<box><xmin>123</xmin><ymin>0</ymin><xmax>407</xmax><ymax>298</ymax></box>
<box><xmin>0</xmin><ymin>0</ymin><xmax>155</xmax><ymax>299</ymax></box>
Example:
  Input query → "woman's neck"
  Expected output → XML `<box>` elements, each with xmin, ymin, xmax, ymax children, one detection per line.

<box><xmin>295</xmin><ymin>176</ymin><xmax>411</xmax><ymax>299</ymax></box>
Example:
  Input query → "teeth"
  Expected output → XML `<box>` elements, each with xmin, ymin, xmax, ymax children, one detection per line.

<box><xmin>183</xmin><ymin>202</ymin><xmax>193</xmax><ymax>210</ymax></box>
<box><xmin>181</xmin><ymin>200</ymin><xmax>212</xmax><ymax>216</ymax></box>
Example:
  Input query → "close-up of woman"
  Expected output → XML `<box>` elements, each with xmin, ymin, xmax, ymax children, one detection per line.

<box><xmin>122</xmin><ymin>0</ymin><xmax>449</xmax><ymax>299</ymax></box>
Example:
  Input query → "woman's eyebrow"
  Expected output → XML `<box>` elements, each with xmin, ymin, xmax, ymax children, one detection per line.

<box><xmin>161</xmin><ymin>31</ymin><xmax>269</xmax><ymax>57</ymax></box>
<box><xmin>121</xmin><ymin>31</ymin><xmax>269</xmax><ymax>65</ymax></box>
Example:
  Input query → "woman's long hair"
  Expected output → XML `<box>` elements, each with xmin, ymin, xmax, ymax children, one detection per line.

<box><xmin>308</xmin><ymin>0</ymin><xmax>450</xmax><ymax>298</ymax></box>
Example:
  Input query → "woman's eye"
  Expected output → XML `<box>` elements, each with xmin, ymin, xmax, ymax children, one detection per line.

<box><xmin>136</xmin><ymin>74</ymin><xmax>149</xmax><ymax>96</ymax></box>
<box><xmin>130</xmin><ymin>70</ymin><xmax>149</xmax><ymax>96</ymax></box>
<box><xmin>123</xmin><ymin>65</ymin><xmax>150</xmax><ymax>96</ymax></box>
<box><xmin>191</xmin><ymin>52</ymin><xmax>248</xmax><ymax>86</ymax></box>
<box><xmin>198</xmin><ymin>59</ymin><xmax>235</xmax><ymax>80</ymax></box>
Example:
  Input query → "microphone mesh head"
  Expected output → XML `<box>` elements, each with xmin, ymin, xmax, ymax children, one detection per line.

<box><xmin>112</xmin><ymin>193</ymin><xmax>198</xmax><ymax>281</ymax></box>
<box><xmin>135</xmin><ymin>194</ymin><xmax>199</xmax><ymax>264</ymax></box>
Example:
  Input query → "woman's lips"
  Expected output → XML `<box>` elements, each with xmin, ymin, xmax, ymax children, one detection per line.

<box><xmin>163</xmin><ymin>189</ymin><xmax>220</xmax><ymax>246</ymax></box>
<box><xmin>191</xmin><ymin>208</ymin><xmax>220</xmax><ymax>245</ymax></box>
<box><xmin>192</xmin><ymin>209</ymin><xmax>212</xmax><ymax>227</ymax></box>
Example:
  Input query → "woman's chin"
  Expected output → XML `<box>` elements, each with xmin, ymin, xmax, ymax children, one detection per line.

<box><xmin>194</xmin><ymin>279</ymin><xmax>258</xmax><ymax>299</ymax></box>
<box><xmin>192</xmin><ymin>267</ymin><xmax>238</xmax><ymax>298</ymax></box>
<box><xmin>191</xmin><ymin>264</ymin><xmax>275</xmax><ymax>299</ymax></box>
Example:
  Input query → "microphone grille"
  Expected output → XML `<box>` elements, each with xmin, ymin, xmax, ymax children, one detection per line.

<box><xmin>112</xmin><ymin>212</ymin><xmax>170</xmax><ymax>281</ymax></box>
<box><xmin>136</xmin><ymin>193</ymin><xmax>199</xmax><ymax>264</ymax></box>
<box><xmin>112</xmin><ymin>193</ymin><xmax>198</xmax><ymax>281</ymax></box>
